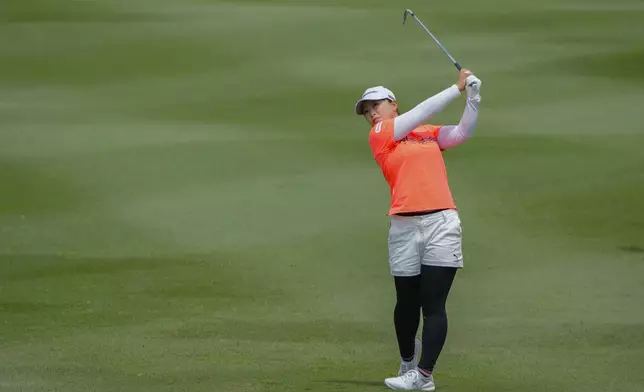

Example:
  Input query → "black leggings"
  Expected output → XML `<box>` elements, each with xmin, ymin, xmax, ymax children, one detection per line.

<box><xmin>393</xmin><ymin>265</ymin><xmax>457</xmax><ymax>372</ymax></box>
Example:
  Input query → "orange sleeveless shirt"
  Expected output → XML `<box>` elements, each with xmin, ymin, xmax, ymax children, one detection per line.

<box><xmin>369</xmin><ymin>118</ymin><xmax>456</xmax><ymax>215</ymax></box>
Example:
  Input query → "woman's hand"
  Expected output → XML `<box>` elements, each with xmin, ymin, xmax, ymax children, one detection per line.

<box><xmin>456</xmin><ymin>69</ymin><xmax>473</xmax><ymax>92</ymax></box>
<box><xmin>465</xmin><ymin>75</ymin><xmax>482</xmax><ymax>100</ymax></box>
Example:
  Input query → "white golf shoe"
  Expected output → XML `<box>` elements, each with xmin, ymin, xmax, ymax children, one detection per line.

<box><xmin>384</xmin><ymin>369</ymin><xmax>435</xmax><ymax>391</ymax></box>
<box><xmin>398</xmin><ymin>338</ymin><xmax>422</xmax><ymax>376</ymax></box>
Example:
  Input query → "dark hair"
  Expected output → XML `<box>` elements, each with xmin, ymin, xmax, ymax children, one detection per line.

<box><xmin>386</xmin><ymin>99</ymin><xmax>400</xmax><ymax>115</ymax></box>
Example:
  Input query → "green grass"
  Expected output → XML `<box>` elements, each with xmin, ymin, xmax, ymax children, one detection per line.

<box><xmin>1</xmin><ymin>0</ymin><xmax>643</xmax><ymax>391</ymax></box>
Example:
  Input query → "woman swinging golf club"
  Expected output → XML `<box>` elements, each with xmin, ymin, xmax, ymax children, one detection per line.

<box><xmin>355</xmin><ymin>68</ymin><xmax>482</xmax><ymax>391</ymax></box>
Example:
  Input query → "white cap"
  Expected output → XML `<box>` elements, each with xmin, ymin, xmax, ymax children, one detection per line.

<box><xmin>354</xmin><ymin>86</ymin><xmax>396</xmax><ymax>115</ymax></box>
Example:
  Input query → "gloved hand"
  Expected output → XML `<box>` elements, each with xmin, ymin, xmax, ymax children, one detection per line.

<box><xmin>465</xmin><ymin>75</ymin><xmax>482</xmax><ymax>101</ymax></box>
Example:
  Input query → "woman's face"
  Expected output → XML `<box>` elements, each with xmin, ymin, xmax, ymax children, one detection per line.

<box><xmin>361</xmin><ymin>99</ymin><xmax>398</xmax><ymax>126</ymax></box>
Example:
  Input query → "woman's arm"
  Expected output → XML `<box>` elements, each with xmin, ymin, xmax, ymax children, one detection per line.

<box><xmin>437</xmin><ymin>74</ymin><xmax>482</xmax><ymax>149</ymax></box>
<box><xmin>393</xmin><ymin>85</ymin><xmax>461</xmax><ymax>141</ymax></box>
<box><xmin>392</xmin><ymin>69</ymin><xmax>476</xmax><ymax>141</ymax></box>
<box><xmin>437</xmin><ymin>97</ymin><xmax>479</xmax><ymax>149</ymax></box>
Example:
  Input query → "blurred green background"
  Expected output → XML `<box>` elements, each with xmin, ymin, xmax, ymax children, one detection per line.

<box><xmin>1</xmin><ymin>0</ymin><xmax>643</xmax><ymax>391</ymax></box>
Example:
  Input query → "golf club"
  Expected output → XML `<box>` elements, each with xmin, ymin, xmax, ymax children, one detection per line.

<box><xmin>403</xmin><ymin>9</ymin><xmax>462</xmax><ymax>71</ymax></box>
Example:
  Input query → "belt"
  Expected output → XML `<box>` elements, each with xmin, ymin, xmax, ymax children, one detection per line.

<box><xmin>395</xmin><ymin>208</ymin><xmax>448</xmax><ymax>217</ymax></box>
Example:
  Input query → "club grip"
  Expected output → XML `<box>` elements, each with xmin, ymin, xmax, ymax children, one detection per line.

<box><xmin>454</xmin><ymin>62</ymin><xmax>462</xmax><ymax>71</ymax></box>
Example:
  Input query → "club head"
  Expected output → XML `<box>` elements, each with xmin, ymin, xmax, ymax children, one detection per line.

<box><xmin>403</xmin><ymin>9</ymin><xmax>414</xmax><ymax>25</ymax></box>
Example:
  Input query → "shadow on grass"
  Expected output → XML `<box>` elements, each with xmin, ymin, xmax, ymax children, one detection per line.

<box><xmin>620</xmin><ymin>245</ymin><xmax>644</xmax><ymax>254</ymax></box>
<box><xmin>317</xmin><ymin>380</ymin><xmax>384</xmax><ymax>387</ymax></box>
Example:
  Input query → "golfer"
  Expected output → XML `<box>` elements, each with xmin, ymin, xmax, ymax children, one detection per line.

<box><xmin>355</xmin><ymin>69</ymin><xmax>482</xmax><ymax>391</ymax></box>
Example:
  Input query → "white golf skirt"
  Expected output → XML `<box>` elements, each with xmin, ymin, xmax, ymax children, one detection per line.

<box><xmin>388</xmin><ymin>209</ymin><xmax>464</xmax><ymax>277</ymax></box>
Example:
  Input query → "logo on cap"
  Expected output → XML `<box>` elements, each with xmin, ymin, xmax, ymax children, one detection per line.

<box><xmin>362</xmin><ymin>90</ymin><xmax>378</xmax><ymax>98</ymax></box>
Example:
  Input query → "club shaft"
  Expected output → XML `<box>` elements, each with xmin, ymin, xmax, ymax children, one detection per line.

<box><xmin>409</xmin><ymin>14</ymin><xmax>461</xmax><ymax>70</ymax></box>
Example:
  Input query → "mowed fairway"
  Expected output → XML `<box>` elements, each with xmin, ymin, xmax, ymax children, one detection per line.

<box><xmin>1</xmin><ymin>0</ymin><xmax>643</xmax><ymax>391</ymax></box>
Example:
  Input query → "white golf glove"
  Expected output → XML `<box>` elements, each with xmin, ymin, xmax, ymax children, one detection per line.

<box><xmin>465</xmin><ymin>75</ymin><xmax>482</xmax><ymax>101</ymax></box>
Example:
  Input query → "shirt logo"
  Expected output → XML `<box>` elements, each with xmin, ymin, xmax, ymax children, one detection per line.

<box><xmin>400</xmin><ymin>135</ymin><xmax>436</xmax><ymax>144</ymax></box>
<box><xmin>375</xmin><ymin>122</ymin><xmax>383</xmax><ymax>133</ymax></box>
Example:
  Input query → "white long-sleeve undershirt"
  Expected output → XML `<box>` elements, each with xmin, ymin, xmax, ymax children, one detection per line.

<box><xmin>436</xmin><ymin>97</ymin><xmax>479</xmax><ymax>149</ymax></box>
<box><xmin>392</xmin><ymin>85</ymin><xmax>479</xmax><ymax>149</ymax></box>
